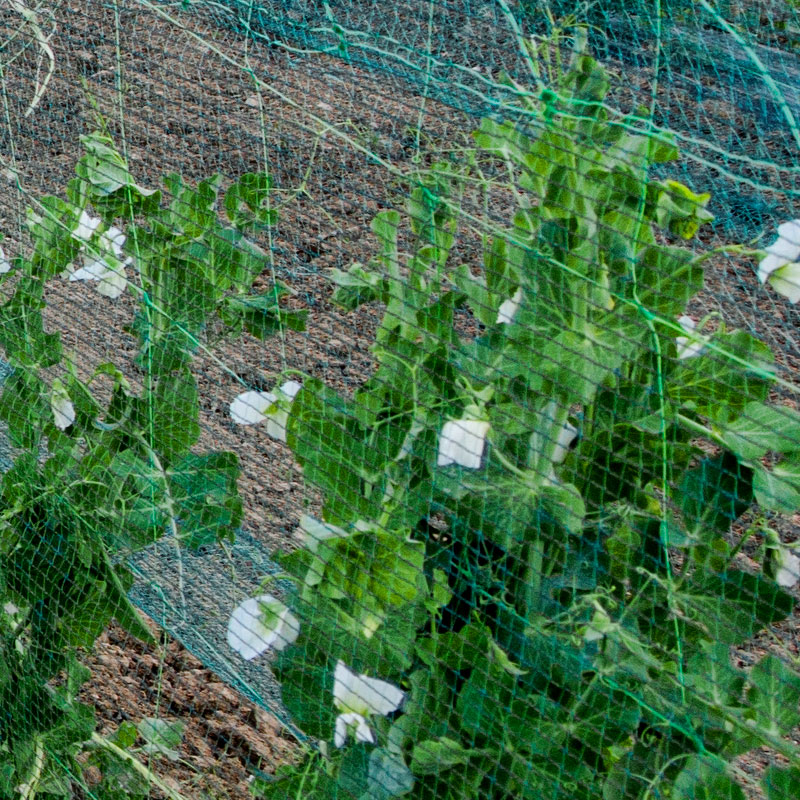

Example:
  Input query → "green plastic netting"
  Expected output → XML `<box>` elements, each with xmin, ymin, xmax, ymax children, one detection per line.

<box><xmin>1</xmin><ymin>1</ymin><xmax>800</xmax><ymax>798</ymax></box>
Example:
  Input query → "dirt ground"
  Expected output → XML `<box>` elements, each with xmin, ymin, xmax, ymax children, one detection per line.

<box><xmin>1</xmin><ymin>0</ymin><xmax>799</xmax><ymax>797</ymax></box>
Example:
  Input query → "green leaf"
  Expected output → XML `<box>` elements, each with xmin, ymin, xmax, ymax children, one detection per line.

<box><xmin>410</xmin><ymin>738</ymin><xmax>473</xmax><ymax>776</ymax></box>
<box><xmin>672</xmin><ymin>755</ymin><xmax>745</xmax><ymax>800</ymax></box>
<box><xmin>277</xmin><ymin>664</ymin><xmax>335</xmax><ymax>739</ymax></box>
<box><xmin>763</xmin><ymin>767</ymin><xmax>800</xmax><ymax>800</ymax></box>
<box><xmin>26</xmin><ymin>196</ymin><xmax>80</xmax><ymax>276</ymax></box>
<box><xmin>371</xmin><ymin>210</ymin><xmax>401</xmax><ymax>274</ymax></box>
<box><xmin>331</xmin><ymin>263</ymin><xmax>386</xmax><ymax>310</ymax></box>
<box><xmin>135</xmin><ymin>325</ymin><xmax>195</xmax><ymax>376</ymax></box>
<box><xmin>149</xmin><ymin>369</ymin><xmax>200</xmax><ymax>463</ymax></box>
<box><xmin>41</xmin><ymin>700</ymin><xmax>96</xmax><ymax>754</ymax></box>
<box><xmin>654</xmin><ymin>180</ymin><xmax>714</xmax><ymax>240</ymax></box>
<box><xmin>747</xmin><ymin>655</ymin><xmax>800</xmax><ymax>740</ymax></box>
<box><xmin>451</xmin><ymin>263</ymin><xmax>496</xmax><ymax>327</ymax></box>
<box><xmin>338</xmin><ymin>744</ymin><xmax>370</xmax><ymax>798</ymax></box>
<box><xmin>540</xmin><ymin>483</ymin><xmax>585</xmax><ymax>535</ymax></box>
<box><xmin>0</xmin><ymin>279</ymin><xmax>62</xmax><ymax>367</ymax></box>
<box><xmin>678</xmin><ymin>453</ymin><xmax>753</xmax><ymax>540</ymax></box>
<box><xmin>0</xmin><ymin>369</ymin><xmax>47</xmax><ymax>449</ymax></box>
<box><xmin>206</xmin><ymin>226</ymin><xmax>269</xmax><ymax>292</ymax></box>
<box><xmin>752</xmin><ymin>459</ymin><xmax>800</xmax><ymax>514</ymax></box>
<box><xmin>137</xmin><ymin>718</ymin><xmax>185</xmax><ymax>760</ymax></box>
<box><xmin>168</xmin><ymin>451</ymin><xmax>243</xmax><ymax>549</ymax></box>
<box><xmin>162</xmin><ymin>172</ymin><xmax>221</xmax><ymax>237</ymax></box>
<box><xmin>535</xmin><ymin>329</ymin><xmax>618</xmax><ymax>405</ymax></box>
<box><xmin>415</xmin><ymin>624</ymin><xmax>489</xmax><ymax>671</ymax></box>
<box><xmin>250</xmin><ymin>766</ymin><xmax>339</xmax><ymax>799</ymax></box>
<box><xmin>223</xmin><ymin>290</ymin><xmax>307</xmax><ymax>339</ymax></box>
<box><xmin>368</xmin><ymin>748</ymin><xmax>414</xmax><ymax>798</ymax></box>
<box><xmin>76</xmin><ymin>131</ymin><xmax>157</xmax><ymax>200</ymax></box>
<box><xmin>676</xmin><ymin>571</ymin><xmax>794</xmax><ymax>646</ymax></box>
<box><xmin>606</xmin><ymin>519</ymin><xmax>642</xmax><ymax>582</ymax></box>
<box><xmin>621</xmin><ymin>245</ymin><xmax>704</xmax><ymax>318</ymax></box>
<box><xmin>111</xmin><ymin>721</ymin><xmax>139</xmax><ymax>749</ymax></box>
<box><xmin>720</xmin><ymin>402</ymin><xmax>800</xmax><ymax>459</ymax></box>
<box><xmin>484</xmin><ymin>235</ymin><xmax>520</xmax><ymax>298</ymax></box>
<box><xmin>472</xmin><ymin>118</ymin><xmax>534</xmax><ymax>166</ymax></box>
<box><xmin>671</xmin><ymin>330</ymin><xmax>774</xmax><ymax>414</ymax></box>
<box><xmin>224</xmin><ymin>171</ymin><xmax>277</xmax><ymax>231</ymax></box>
<box><xmin>286</xmin><ymin>380</ymin><xmax>380</xmax><ymax>525</ymax></box>
<box><xmin>684</xmin><ymin>643</ymin><xmax>746</xmax><ymax>711</ymax></box>
<box><xmin>102</xmin><ymin>559</ymin><xmax>157</xmax><ymax>644</ymax></box>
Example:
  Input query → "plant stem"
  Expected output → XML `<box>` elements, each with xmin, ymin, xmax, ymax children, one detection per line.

<box><xmin>523</xmin><ymin>539</ymin><xmax>543</xmax><ymax>620</ymax></box>
<box><xmin>17</xmin><ymin>736</ymin><xmax>44</xmax><ymax>800</ymax></box>
<box><xmin>90</xmin><ymin>733</ymin><xmax>191</xmax><ymax>800</ymax></box>
<box><xmin>134</xmin><ymin>433</ymin><xmax>187</xmax><ymax>616</ymax></box>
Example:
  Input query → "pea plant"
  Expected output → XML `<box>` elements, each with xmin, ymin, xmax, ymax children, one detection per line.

<box><xmin>232</xmin><ymin>45</ymin><xmax>800</xmax><ymax>800</ymax></box>
<box><xmin>0</xmin><ymin>129</ymin><xmax>303</xmax><ymax>797</ymax></box>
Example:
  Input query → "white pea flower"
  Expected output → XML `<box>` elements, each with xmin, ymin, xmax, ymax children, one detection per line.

<box><xmin>227</xmin><ymin>594</ymin><xmax>300</xmax><ymax>661</ymax></box>
<box><xmin>50</xmin><ymin>379</ymin><xmax>75</xmax><ymax>431</ymax></box>
<box><xmin>72</xmin><ymin>209</ymin><xmax>102</xmax><ymax>242</ymax></box>
<box><xmin>675</xmin><ymin>315</ymin><xmax>707</xmax><ymax>360</ymax></box>
<box><xmin>299</xmin><ymin>514</ymin><xmax>348</xmax><ymax>552</ymax></box>
<box><xmin>70</xmin><ymin>253</ymin><xmax>130</xmax><ymax>299</ymax></box>
<box><xmin>552</xmin><ymin>420</ymin><xmax>578</xmax><ymax>464</ymax></box>
<box><xmin>758</xmin><ymin>219</ymin><xmax>800</xmax><ymax>304</ymax></box>
<box><xmin>496</xmin><ymin>287</ymin><xmax>522</xmax><ymax>325</ymax></box>
<box><xmin>333</xmin><ymin>661</ymin><xmax>404</xmax><ymax>748</ymax></box>
<box><xmin>775</xmin><ymin>546</ymin><xmax>800</xmax><ymax>589</ymax></box>
<box><xmin>437</xmin><ymin>419</ymin><xmax>490</xmax><ymax>469</ymax></box>
<box><xmin>0</xmin><ymin>245</ymin><xmax>11</xmax><ymax>274</ymax></box>
<box><xmin>68</xmin><ymin>225</ymin><xmax>130</xmax><ymax>299</ymax></box>
<box><xmin>229</xmin><ymin>380</ymin><xmax>302</xmax><ymax>442</ymax></box>
<box><xmin>103</xmin><ymin>226</ymin><xmax>126</xmax><ymax>256</ymax></box>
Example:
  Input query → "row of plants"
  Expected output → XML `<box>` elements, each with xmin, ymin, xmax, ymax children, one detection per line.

<box><xmin>226</xmin><ymin>38</ymin><xmax>800</xmax><ymax>800</ymax></box>
<box><xmin>0</xmin><ymin>123</ymin><xmax>301</xmax><ymax>796</ymax></box>
<box><xmin>0</xmin><ymin>29</ymin><xmax>799</xmax><ymax>800</ymax></box>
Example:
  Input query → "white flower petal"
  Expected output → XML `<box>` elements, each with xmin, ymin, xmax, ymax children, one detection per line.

<box><xmin>70</xmin><ymin>253</ymin><xmax>108</xmax><ymax>282</ymax></box>
<box><xmin>758</xmin><ymin>252</ymin><xmax>790</xmax><ymax>284</ymax></box>
<box><xmin>72</xmin><ymin>210</ymin><xmax>102</xmax><ymax>242</ymax></box>
<box><xmin>102</xmin><ymin>225</ymin><xmax>126</xmax><ymax>256</ymax></box>
<box><xmin>676</xmin><ymin>337</ymin><xmax>705</xmax><ymax>359</ymax></box>
<box><xmin>552</xmin><ymin>421</ymin><xmax>578</xmax><ymax>464</ymax></box>
<box><xmin>675</xmin><ymin>315</ymin><xmax>707</xmax><ymax>359</ymax></box>
<box><xmin>353</xmin><ymin>715</ymin><xmax>375</xmax><ymax>744</ymax></box>
<box><xmin>227</xmin><ymin>594</ymin><xmax>300</xmax><ymax>660</ymax></box>
<box><xmin>51</xmin><ymin>382</ymin><xmax>76</xmax><ymax>431</ymax></box>
<box><xmin>776</xmin><ymin>549</ymin><xmax>800</xmax><ymax>589</ymax></box>
<box><xmin>230</xmin><ymin>391</ymin><xmax>275</xmax><ymax>425</ymax></box>
<box><xmin>334</xmin><ymin>713</ymin><xmax>349</xmax><ymax>749</ymax></box>
<box><xmin>437</xmin><ymin>419</ymin><xmax>489</xmax><ymax>469</ymax></box>
<box><xmin>300</xmin><ymin>515</ymin><xmax>349</xmax><ymax>552</ymax></box>
<box><xmin>765</xmin><ymin>219</ymin><xmax>800</xmax><ymax>262</ymax></box>
<box><xmin>96</xmin><ymin>264</ymin><xmax>127</xmax><ymax>299</ymax></box>
<box><xmin>0</xmin><ymin>245</ymin><xmax>11</xmax><ymax>274</ymax></box>
<box><xmin>333</xmin><ymin>661</ymin><xmax>404</xmax><ymax>717</ymax></box>
<box><xmin>279</xmin><ymin>380</ymin><xmax>303</xmax><ymax>400</ymax></box>
<box><xmin>264</xmin><ymin>381</ymin><xmax>303</xmax><ymax>441</ymax></box>
<box><xmin>229</xmin><ymin>381</ymin><xmax>302</xmax><ymax>436</ymax></box>
<box><xmin>265</xmin><ymin>408</ymin><xmax>290</xmax><ymax>443</ymax></box>
<box><xmin>333</xmin><ymin>711</ymin><xmax>377</xmax><ymax>748</ymax></box>
<box><xmin>677</xmin><ymin>315</ymin><xmax>696</xmax><ymax>332</ymax></box>
<box><xmin>769</xmin><ymin>262</ymin><xmax>800</xmax><ymax>304</ymax></box>
<box><xmin>275</xmin><ymin>609</ymin><xmax>301</xmax><ymax>651</ymax></box>
<box><xmin>496</xmin><ymin>288</ymin><xmax>522</xmax><ymax>325</ymax></box>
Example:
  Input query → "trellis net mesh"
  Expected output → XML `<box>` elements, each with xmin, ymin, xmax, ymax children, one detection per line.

<box><xmin>1</xmin><ymin>0</ymin><xmax>800</xmax><ymax>798</ymax></box>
